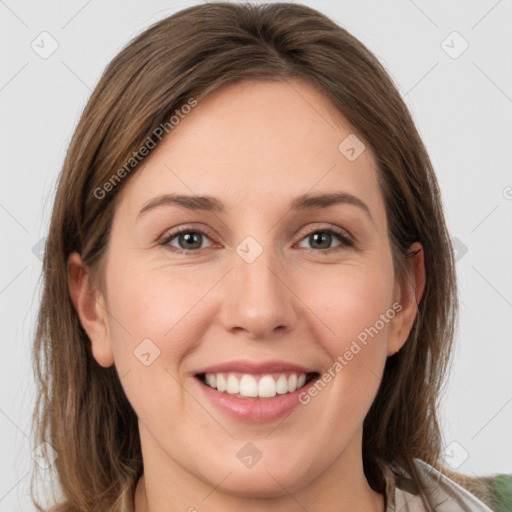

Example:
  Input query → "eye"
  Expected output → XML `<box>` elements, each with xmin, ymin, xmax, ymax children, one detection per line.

<box><xmin>160</xmin><ymin>225</ymin><xmax>354</xmax><ymax>254</ymax></box>
<box><xmin>296</xmin><ymin>227</ymin><xmax>354</xmax><ymax>252</ymax></box>
<box><xmin>161</xmin><ymin>226</ymin><xmax>215</xmax><ymax>253</ymax></box>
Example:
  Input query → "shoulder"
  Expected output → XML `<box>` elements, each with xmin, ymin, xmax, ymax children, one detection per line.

<box><xmin>412</xmin><ymin>458</ymin><xmax>495</xmax><ymax>511</ymax></box>
<box><xmin>489</xmin><ymin>474</ymin><xmax>512</xmax><ymax>512</ymax></box>
<box><xmin>384</xmin><ymin>458</ymin><xmax>498</xmax><ymax>512</ymax></box>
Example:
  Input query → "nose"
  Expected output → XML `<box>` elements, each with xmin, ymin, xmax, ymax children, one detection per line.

<box><xmin>218</xmin><ymin>242</ymin><xmax>298</xmax><ymax>340</ymax></box>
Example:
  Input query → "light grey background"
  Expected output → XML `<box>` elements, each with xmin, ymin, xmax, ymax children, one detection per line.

<box><xmin>1</xmin><ymin>0</ymin><xmax>511</xmax><ymax>510</ymax></box>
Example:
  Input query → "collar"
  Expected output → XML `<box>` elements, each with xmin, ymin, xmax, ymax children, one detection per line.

<box><xmin>380</xmin><ymin>459</ymin><xmax>494</xmax><ymax>512</ymax></box>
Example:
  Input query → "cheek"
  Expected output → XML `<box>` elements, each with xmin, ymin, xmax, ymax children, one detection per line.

<box><xmin>289</xmin><ymin>264</ymin><xmax>395</xmax><ymax>448</ymax></box>
<box><xmin>295</xmin><ymin>257</ymin><xmax>396</xmax><ymax>348</ymax></box>
<box><xmin>103</xmin><ymin>266</ymin><xmax>206</xmax><ymax>431</ymax></box>
<box><xmin>291</xmin><ymin>257</ymin><xmax>396</xmax><ymax>414</ymax></box>
<box><xmin>105</xmin><ymin>262</ymin><xmax>208</xmax><ymax>354</ymax></box>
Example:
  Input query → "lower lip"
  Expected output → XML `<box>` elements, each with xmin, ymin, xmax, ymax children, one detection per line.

<box><xmin>195</xmin><ymin>375</ymin><xmax>320</xmax><ymax>423</ymax></box>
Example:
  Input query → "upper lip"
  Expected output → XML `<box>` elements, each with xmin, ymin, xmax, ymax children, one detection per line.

<box><xmin>194</xmin><ymin>359</ymin><xmax>318</xmax><ymax>375</ymax></box>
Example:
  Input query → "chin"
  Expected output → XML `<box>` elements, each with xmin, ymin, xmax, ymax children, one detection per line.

<box><xmin>211</xmin><ymin>467</ymin><xmax>305</xmax><ymax>499</ymax></box>
<box><xmin>197</xmin><ymin>449</ymin><xmax>316</xmax><ymax>499</ymax></box>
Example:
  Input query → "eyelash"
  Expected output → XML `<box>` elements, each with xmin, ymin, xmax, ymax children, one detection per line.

<box><xmin>160</xmin><ymin>225</ymin><xmax>355</xmax><ymax>254</ymax></box>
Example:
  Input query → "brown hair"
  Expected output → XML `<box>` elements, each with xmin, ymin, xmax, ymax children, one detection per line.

<box><xmin>31</xmin><ymin>2</ymin><xmax>482</xmax><ymax>511</ymax></box>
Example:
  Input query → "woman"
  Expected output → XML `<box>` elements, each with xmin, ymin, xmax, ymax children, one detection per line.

<box><xmin>31</xmin><ymin>2</ymin><xmax>510</xmax><ymax>511</ymax></box>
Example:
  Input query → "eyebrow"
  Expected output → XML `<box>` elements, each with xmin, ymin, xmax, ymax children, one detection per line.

<box><xmin>137</xmin><ymin>192</ymin><xmax>373</xmax><ymax>222</ymax></box>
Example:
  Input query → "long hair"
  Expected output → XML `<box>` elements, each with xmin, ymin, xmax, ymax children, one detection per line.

<box><xmin>32</xmin><ymin>2</ymin><xmax>469</xmax><ymax>510</ymax></box>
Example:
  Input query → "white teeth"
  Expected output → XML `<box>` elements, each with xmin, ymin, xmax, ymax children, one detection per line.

<box><xmin>203</xmin><ymin>372</ymin><xmax>311</xmax><ymax>397</ymax></box>
<box><xmin>205</xmin><ymin>374</ymin><xmax>217</xmax><ymax>388</ymax></box>
<box><xmin>259</xmin><ymin>375</ymin><xmax>277</xmax><ymax>397</ymax></box>
<box><xmin>226</xmin><ymin>374</ymin><xmax>240</xmax><ymax>394</ymax></box>
<box><xmin>287</xmin><ymin>374</ymin><xmax>297</xmax><ymax>393</ymax></box>
<box><xmin>216</xmin><ymin>373</ymin><xmax>227</xmax><ymax>392</ymax></box>
<box><xmin>239</xmin><ymin>374</ymin><xmax>258</xmax><ymax>397</ymax></box>
<box><xmin>276</xmin><ymin>375</ymin><xmax>288</xmax><ymax>394</ymax></box>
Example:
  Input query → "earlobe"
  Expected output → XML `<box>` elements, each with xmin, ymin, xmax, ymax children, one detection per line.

<box><xmin>386</xmin><ymin>242</ymin><xmax>425</xmax><ymax>356</ymax></box>
<box><xmin>67</xmin><ymin>252</ymin><xmax>114</xmax><ymax>367</ymax></box>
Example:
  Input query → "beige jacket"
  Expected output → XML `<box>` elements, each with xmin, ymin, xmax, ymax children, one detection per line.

<box><xmin>383</xmin><ymin>459</ymin><xmax>494</xmax><ymax>511</ymax></box>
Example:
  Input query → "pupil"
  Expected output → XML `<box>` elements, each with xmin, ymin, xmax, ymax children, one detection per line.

<box><xmin>311</xmin><ymin>232</ymin><xmax>331</xmax><ymax>249</ymax></box>
<box><xmin>180</xmin><ymin>232</ymin><xmax>201</xmax><ymax>250</ymax></box>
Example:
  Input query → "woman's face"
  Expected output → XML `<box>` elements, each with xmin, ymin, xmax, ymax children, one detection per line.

<box><xmin>72</xmin><ymin>79</ymin><xmax>421</xmax><ymax>506</ymax></box>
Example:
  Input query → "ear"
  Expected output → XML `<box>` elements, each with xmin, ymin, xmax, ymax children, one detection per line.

<box><xmin>67</xmin><ymin>252</ymin><xmax>114</xmax><ymax>367</ymax></box>
<box><xmin>386</xmin><ymin>242</ymin><xmax>425</xmax><ymax>356</ymax></box>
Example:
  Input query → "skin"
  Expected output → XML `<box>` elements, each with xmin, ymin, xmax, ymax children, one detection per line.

<box><xmin>68</xmin><ymin>79</ymin><xmax>424</xmax><ymax>512</ymax></box>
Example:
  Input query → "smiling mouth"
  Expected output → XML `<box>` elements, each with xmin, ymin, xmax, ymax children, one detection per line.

<box><xmin>196</xmin><ymin>371</ymin><xmax>319</xmax><ymax>399</ymax></box>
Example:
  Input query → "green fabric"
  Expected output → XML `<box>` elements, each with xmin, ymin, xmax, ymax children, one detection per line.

<box><xmin>489</xmin><ymin>474</ymin><xmax>512</xmax><ymax>512</ymax></box>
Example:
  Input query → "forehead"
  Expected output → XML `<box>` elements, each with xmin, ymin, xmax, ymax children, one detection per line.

<box><xmin>115</xmin><ymin>79</ymin><xmax>383</xmax><ymax>219</ymax></box>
